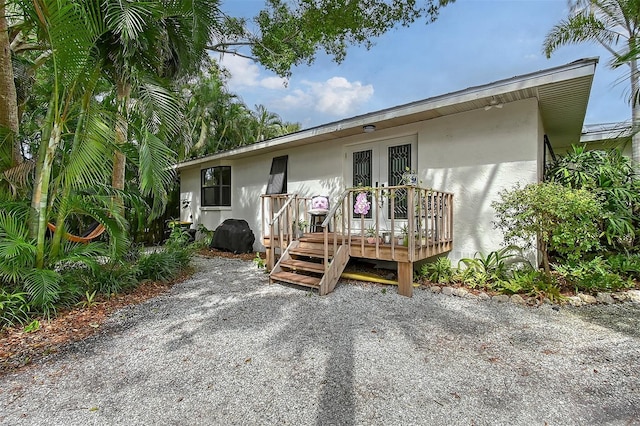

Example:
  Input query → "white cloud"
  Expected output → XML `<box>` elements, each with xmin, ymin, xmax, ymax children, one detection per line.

<box><xmin>217</xmin><ymin>54</ymin><xmax>287</xmax><ymax>90</ymax></box>
<box><xmin>260</xmin><ymin>76</ymin><xmax>287</xmax><ymax>90</ymax></box>
<box><xmin>277</xmin><ymin>77</ymin><xmax>374</xmax><ymax>116</ymax></box>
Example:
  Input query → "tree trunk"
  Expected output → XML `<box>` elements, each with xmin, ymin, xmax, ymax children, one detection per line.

<box><xmin>32</xmin><ymin>121</ymin><xmax>61</xmax><ymax>268</ymax></box>
<box><xmin>112</xmin><ymin>80</ymin><xmax>130</xmax><ymax>191</ymax></box>
<box><xmin>0</xmin><ymin>1</ymin><xmax>21</xmax><ymax>166</ymax></box>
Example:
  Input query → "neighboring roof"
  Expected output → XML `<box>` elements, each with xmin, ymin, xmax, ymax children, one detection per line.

<box><xmin>177</xmin><ymin>58</ymin><xmax>598</xmax><ymax>170</ymax></box>
<box><xmin>580</xmin><ymin>121</ymin><xmax>632</xmax><ymax>143</ymax></box>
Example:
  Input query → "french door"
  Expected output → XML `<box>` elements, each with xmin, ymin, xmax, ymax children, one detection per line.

<box><xmin>347</xmin><ymin>136</ymin><xmax>417</xmax><ymax>229</ymax></box>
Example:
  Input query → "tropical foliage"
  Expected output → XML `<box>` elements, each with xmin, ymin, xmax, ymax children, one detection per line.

<box><xmin>546</xmin><ymin>145</ymin><xmax>640</xmax><ymax>251</ymax></box>
<box><xmin>492</xmin><ymin>182</ymin><xmax>603</xmax><ymax>276</ymax></box>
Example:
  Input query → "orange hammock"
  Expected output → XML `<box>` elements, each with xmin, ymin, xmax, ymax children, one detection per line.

<box><xmin>47</xmin><ymin>222</ymin><xmax>106</xmax><ymax>244</ymax></box>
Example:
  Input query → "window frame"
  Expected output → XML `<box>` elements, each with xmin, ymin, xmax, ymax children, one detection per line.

<box><xmin>266</xmin><ymin>155</ymin><xmax>288</xmax><ymax>194</ymax></box>
<box><xmin>201</xmin><ymin>166</ymin><xmax>231</xmax><ymax>207</ymax></box>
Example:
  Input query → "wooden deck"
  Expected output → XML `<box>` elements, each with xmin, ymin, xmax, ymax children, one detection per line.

<box><xmin>261</xmin><ymin>186</ymin><xmax>454</xmax><ymax>297</ymax></box>
<box><xmin>263</xmin><ymin>232</ymin><xmax>453</xmax><ymax>263</ymax></box>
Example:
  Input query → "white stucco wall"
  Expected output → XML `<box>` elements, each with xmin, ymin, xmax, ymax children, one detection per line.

<box><xmin>179</xmin><ymin>98</ymin><xmax>543</xmax><ymax>263</ymax></box>
<box><xmin>178</xmin><ymin>137</ymin><xmax>349</xmax><ymax>243</ymax></box>
<box><xmin>416</xmin><ymin>98</ymin><xmax>540</xmax><ymax>261</ymax></box>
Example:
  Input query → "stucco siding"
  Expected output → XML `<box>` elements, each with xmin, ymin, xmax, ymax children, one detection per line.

<box><xmin>180</xmin><ymin>98</ymin><xmax>543</xmax><ymax>263</ymax></box>
<box><xmin>179</xmin><ymin>138</ymin><xmax>347</xmax><ymax>247</ymax></box>
<box><xmin>417</xmin><ymin>98</ymin><xmax>540</xmax><ymax>260</ymax></box>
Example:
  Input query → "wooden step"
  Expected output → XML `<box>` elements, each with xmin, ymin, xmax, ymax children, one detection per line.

<box><xmin>300</xmin><ymin>232</ymin><xmax>341</xmax><ymax>243</ymax></box>
<box><xmin>280</xmin><ymin>259</ymin><xmax>325</xmax><ymax>273</ymax></box>
<box><xmin>289</xmin><ymin>246</ymin><xmax>334</xmax><ymax>258</ymax></box>
<box><xmin>270</xmin><ymin>271</ymin><xmax>321</xmax><ymax>289</ymax></box>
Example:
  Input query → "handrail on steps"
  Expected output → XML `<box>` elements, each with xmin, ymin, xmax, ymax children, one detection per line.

<box><xmin>320</xmin><ymin>189</ymin><xmax>350</xmax><ymax>276</ymax></box>
<box><xmin>269</xmin><ymin>195</ymin><xmax>296</xmax><ymax>226</ymax></box>
<box><xmin>263</xmin><ymin>194</ymin><xmax>299</xmax><ymax>271</ymax></box>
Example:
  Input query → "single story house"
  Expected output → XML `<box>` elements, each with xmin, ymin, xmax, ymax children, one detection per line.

<box><xmin>176</xmin><ymin>57</ymin><xmax>599</xmax><ymax>296</ymax></box>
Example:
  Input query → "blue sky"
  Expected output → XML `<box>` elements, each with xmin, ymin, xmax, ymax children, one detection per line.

<box><xmin>217</xmin><ymin>0</ymin><xmax>631</xmax><ymax>129</ymax></box>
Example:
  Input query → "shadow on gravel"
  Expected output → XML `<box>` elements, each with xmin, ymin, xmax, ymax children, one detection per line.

<box><xmin>566</xmin><ymin>304</ymin><xmax>640</xmax><ymax>339</ymax></box>
<box><xmin>157</xmin><ymin>260</ymin><xmax>640</xmax><ymax>425</ymax></box>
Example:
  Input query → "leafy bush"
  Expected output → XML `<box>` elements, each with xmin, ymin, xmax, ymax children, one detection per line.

<box><xmin>165</xmin><ymin>226</ymin><xmax>192</xmax><ymax>248</ymax></box>
<box><xmin>546</xmin><ymin>146</ymin><xmax>640</xmax><ymax>251</ymax></box>
<box><xmin>494</xmin><ymin>269</ymin><xmax>541</xmax><ymax>294</ymax></box>
<box><xmin>606</xmin><ymin>253</ymin><xmax>640</xmax><ymax>281</ymax></box>
<box><xmin>554</xmin><ymin>257</ymin><xmax>632</xmax><ymax>293</ymax></box>
<box><xmin>421</xmin><ymin>257</ymin><xmax>453</xmax><ymax>284</ymax></box>
<box><xmin>0</xmin><ymin>288</ymin><xmax>31</xmax><ymax>329</ymax></box>
<box><xmin>192</xmin><ymin>224</ymin><xmax>214</xmax><ymax>249</ymax></box>
<box><xmin>457</xmin><ymin>246</ymin><xmax>532</xmax><ymax>282</ymax></box>
<box><xmin>171</xmin><ymin>247</ymin><xmax>193</xmax><ymax>270</ymax></box>
<box><xmin>90</xmin><ymin>262</ymin><xmax>140</xmax><ymax>295</ymax></box>
<box><xmin>492</xmin><ymin>182</ymin><xmax>602</xmax><ymax>276</ymax></box>
<box><xmin>137</xmin><ymin>248</ymin><xmax>191</xmax><ymax>282</ymax></box>
<box><xmin>0</xmin><ymin>206</ymin><xmax>111</xmax><ymax>317</ymax></box>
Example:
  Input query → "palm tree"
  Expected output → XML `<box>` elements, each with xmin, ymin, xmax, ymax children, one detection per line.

<box><xmin>543</xmin><ymin>0</ymin><xmax>640</xmax><ymax>164</ymax></box>
<box><xmin>96</xmin><ymin>0</ymin><xmax>222</xmax><ymax>196</ymax></box>
<box><xmin>22</xmin><ymin>0</ymin><xmax>108</xmax><ymax>267</ymax></box>
<box><xmin>253</xmin><ymin>104</ymin><xmax>283</xmax><ymax>142</ymax></box>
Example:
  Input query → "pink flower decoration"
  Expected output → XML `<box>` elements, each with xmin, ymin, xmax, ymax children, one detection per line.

<box><xmin>354</xmin><ymin>192</ymin><xmax>371</xmax><ymax>215</ymax></box>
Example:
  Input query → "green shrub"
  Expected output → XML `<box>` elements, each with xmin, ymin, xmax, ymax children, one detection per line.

<box><xmin>492</xmin><ymin>182</ymin><xmax>602</xmax><ymax>276</ymax></box>
<box><xmin>137</xmin><ymin>246</ymin><xmax>192</xmax><ymax>282</ymax></box>
<box><xmin>91</xmin><ymin>262</ymin><xmax>140</xmax><ymax>295</ymax></box>
<box><xmin>191</xmin><ymin>224</ymin><xmax>214</xmax><ymax>249</ymax></box>
<box><xmin>546</xmin><ymin>146</ymin><xmax>639</xmax><ymax>251</ymax></box>
<box><xmin>171</xmin><ymin>247</ymin><xmax>192</xmax><ymax>270</ymax></box>
<box><xmin>530</xmin><ymin>279</ymin><xmax>564</xmax><ymax>303</ymax></box>
<box><xmin>494</xmin><ymin>269</ymin><xmax>541</xmax><ymax>294</ymax></box>
<box><xmin>165</xmin><ymin>226</ymin><xmax>192</xmax><ymax>248</ymax></box>
<box><xmin>0</xmin><ymin>288</ymin><xmax>31</xmax><ymax>329</ymax></box>
<box><xmin>421</xmin><ymin>257</ymin><xmax>453</xmax><ymax>284</ymax></box>
<box><xmin>457</xmin><ymin>246</ymin><xmax>532</xmax><ymax>282</ymax></box>
<box><xmin>554</xmin><ymin>257</ymin><xmax>632</xmax><ymax>293</ymax></box>
<box><xmin>606</xmin><ymin>253</ymin><xmax>640</xmax><ymax>281</ymax></box>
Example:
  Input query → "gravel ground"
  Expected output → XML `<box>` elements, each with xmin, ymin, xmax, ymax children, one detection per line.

<box><xmin>1</xmin><ymin>256</ymin><xmax>639</xmax><ymax>425</ymax></box>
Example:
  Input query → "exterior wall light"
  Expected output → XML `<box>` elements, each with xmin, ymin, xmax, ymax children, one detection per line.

<box><xmin>363</xmin><ymin>125</ymin><xmax>376</xmax><ymax>133</ymax></box>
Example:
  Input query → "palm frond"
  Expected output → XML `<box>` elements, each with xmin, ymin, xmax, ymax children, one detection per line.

<box><xmin>59</xmin><ymin>109</ymin><xmax>115</xmax><ymax>189</ymax></box>
<box><xmin>105</xmin><ymin>0</ymin><xmax>163</xmax><ymax>53</ymax></box>
<box><xmin>57</xmin><ymin>240</ymin><xmax>108</xmax><ymax>272</ymax></box>
<box><xmin>39</xmin><ymin>0</ymin><xmax>103</xmax><ymax>87</ymax></box>
<box><xmin>543</xmin><ymin>12</ymin><xmax>618</xmax><ymax>57</ymax></box>
<box><xmin>0</xmin><ymin>160</ymin><xmax>34</xmax><ymax>197</ymax></box>
<box><xmin>134</xmin><ymin>78</ymin><xmax>184</xmax><ymax>136</ymax></box>
<box><xmin>24</xmin><ymin>267</ymin><xmax>62</xmax><ymax>315</ymax></box>
<box><xmin>0</xmin><ymin>210</ymin><xmax>36</xmax><ymax>284</ymax></box>
<box><xmin>137</xmin><ymin>130</ymin><xmax>176</xmax><ymax>219</ymax></box>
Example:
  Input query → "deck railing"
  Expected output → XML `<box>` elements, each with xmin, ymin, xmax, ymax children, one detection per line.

<box><xmin>260</xmin><ymin>193</ymin><xmax>311</xmax><ymax>269</ymax></box>
<box><xmin>319</xmin><ymin>186</ymin><xmax>454</xmax><ymax>262</ymax></box>
<box><xmin>261</xmin><ymin>185</ymin><xmax>453</xmax><ymax>264</ymax></box>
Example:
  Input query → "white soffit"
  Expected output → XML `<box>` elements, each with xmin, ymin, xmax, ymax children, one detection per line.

<box><xmin>176</xmin><ymin>58</ymin><xmax>598</xmax><ymax>170</ymax></box>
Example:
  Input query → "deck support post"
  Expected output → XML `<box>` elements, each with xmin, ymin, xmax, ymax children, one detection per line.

<box><xmin>266</xmin><ymin>249</ymin><xmax>273</xmax><ymax>272</ymax></box>
<box><xmin>397</xmin><ymin>261</ymin><xmax>413</xmax><ymax>297</ymax></box>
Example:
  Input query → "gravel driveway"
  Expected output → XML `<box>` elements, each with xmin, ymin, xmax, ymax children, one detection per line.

<box><xmin>1</xmin><ymin>256</ymin><xmax>639</xmax><ymax>425</ymax></box>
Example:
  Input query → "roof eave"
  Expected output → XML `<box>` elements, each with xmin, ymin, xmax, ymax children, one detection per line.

<box><xmin>176</xmin><ymin>58</ymin><xmax>598</xmax><ymax>170</ymax></box>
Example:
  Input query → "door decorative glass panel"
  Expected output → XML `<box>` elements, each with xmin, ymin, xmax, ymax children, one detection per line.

<box><xmin>353</xmin><ymin>149</ymin><xmax>373</xmax><ymax>218</ymax></box>
<box><xmin>388</xmin><ymin>144</ymin><xmax>411</xmax><ymax>219</ymax></box>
